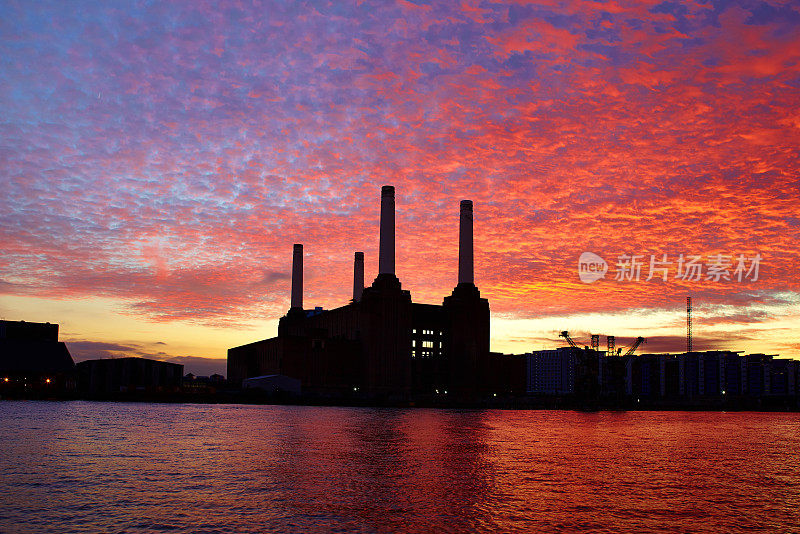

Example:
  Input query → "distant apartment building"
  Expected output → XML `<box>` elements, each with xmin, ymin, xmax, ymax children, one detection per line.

<box><xmin>769</xmin><ymin>359</ymin><xmax>797</xmax><ymax>396</ymax></box>
<box><xmin>526</xmin><ymin>347</ymin><xmax>603</xmax><ymax>397</ymax></box>
<box><xmin>527</xmin><ymin>348</ymin><xmax>578</xmax><ymax>395</ymax></box>
<box><xmin>526</xmin><ymin>347</ymin><xmax>799</xmax><ymax>403</ymax></box>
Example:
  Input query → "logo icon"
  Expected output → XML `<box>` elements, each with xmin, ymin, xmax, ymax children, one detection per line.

<box><xmin>578</xmin><ymin>252</ymin><xmax>607</xmax><ymax>283</ymax></box>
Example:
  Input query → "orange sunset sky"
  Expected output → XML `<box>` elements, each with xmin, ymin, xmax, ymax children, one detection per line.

<box><xmin>2</xmin><ymin>0</ymin><xmax>799</xmax><ymax>375</ymax></box>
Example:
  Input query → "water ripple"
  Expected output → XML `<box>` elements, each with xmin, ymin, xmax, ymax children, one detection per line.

<box><xmin>1</xmin><ymin>402</ymin><xmax>799</xmax><ymax>533</ymax></box>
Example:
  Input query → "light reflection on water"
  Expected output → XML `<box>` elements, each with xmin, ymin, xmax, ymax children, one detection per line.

<box><xmin>1</xmin><ymin>402</ymin><xmax>799</xmax><ymax>533</ymax></box>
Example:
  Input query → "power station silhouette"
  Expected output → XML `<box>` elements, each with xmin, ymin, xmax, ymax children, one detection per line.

<box><xmin>227</xmin><ymin>185</ymin><xmax>509</xmax><ymax>398</ymax></box>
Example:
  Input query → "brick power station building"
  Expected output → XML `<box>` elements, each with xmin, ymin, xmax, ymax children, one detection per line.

<box><xmin>227</xmin><ymin>185</ymin><xmax>515</xmax><ymax>398</ymax></box>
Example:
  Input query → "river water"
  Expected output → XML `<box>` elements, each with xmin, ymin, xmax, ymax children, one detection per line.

<box><xmin>1</xmin><ymin>402</ymin><xmax>798</xmax><ymax>533</ymax></box>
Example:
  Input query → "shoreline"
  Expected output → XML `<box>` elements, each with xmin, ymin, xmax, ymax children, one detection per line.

<box><xmin>2</xmin><ymin>391</ymin><xmax>799</xmax><ymax>412</ymax></box>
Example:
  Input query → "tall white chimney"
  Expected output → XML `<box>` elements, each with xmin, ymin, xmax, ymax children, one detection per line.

<box><xmin>291</xmin><ymin>243</ymin><xmax>303</xmax><ymax>309</ymax></box>
<box><xmin>353</xmin><ymin>251</ymin><xmax>364</xmax><ymax>301</ymax></box>
<box><xmin>458</xmin><ymin>200</ymin><xmax>474</xmax><ymax>285</ymax></box>
<box><xmin>379</xmin><ymin>185</ymin><xmax>395</xmax><ymax>275</ymax></box>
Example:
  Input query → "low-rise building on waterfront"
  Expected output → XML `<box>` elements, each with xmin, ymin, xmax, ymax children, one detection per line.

<box><xmin>76</xmin><ymin>357</ymin><xmax>183</xmax><ymax>394</ymax></box>
<box><xmin>0</xmin><ymin>320</ymin><xmax>75</xmax><ymax>394</ymax></box>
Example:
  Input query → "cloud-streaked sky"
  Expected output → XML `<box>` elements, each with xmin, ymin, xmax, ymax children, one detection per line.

<box><xmin>2</xmin><ymin>0</ymin><xmax>799</xmax><ymax>374</ymax></box>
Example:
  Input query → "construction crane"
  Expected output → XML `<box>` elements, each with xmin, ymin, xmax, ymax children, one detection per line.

<box><xmin>561</xmin><ymin>331</ymin><xmax>643</xmax><ymax>356</ymax></box>
<box><xmin>621</xmin><ymin>336</ymin><xmax>645</xmax><ymax>357</ymax></box>
<box><xmin>559</xmin><ymin>331</ymin><xmax>579</xmax><ymax>349</ymax></box>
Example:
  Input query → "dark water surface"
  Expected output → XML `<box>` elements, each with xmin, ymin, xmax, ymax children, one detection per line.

<box><xmin>1</xmin><ymin>402</ymin><xmax>799</xmax><ymax>533</ymax></box>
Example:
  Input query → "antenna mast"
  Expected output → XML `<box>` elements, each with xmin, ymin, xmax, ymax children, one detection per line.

<box><xmin>686</xmin><ymin>296</ymin><xmax>692</xmax><ymax>353</ymax></box>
